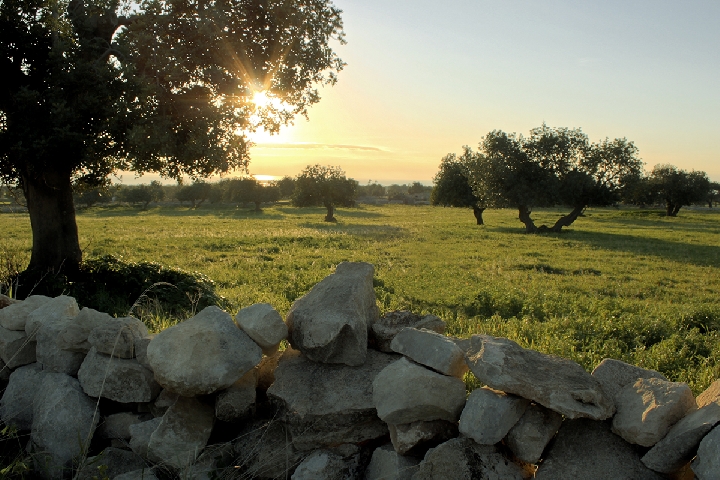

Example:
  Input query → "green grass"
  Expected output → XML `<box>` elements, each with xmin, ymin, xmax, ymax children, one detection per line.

<box><xmin>2</xmin><ymin>204</ymin><xmax>720</xmax><ymax>393</ymax></box>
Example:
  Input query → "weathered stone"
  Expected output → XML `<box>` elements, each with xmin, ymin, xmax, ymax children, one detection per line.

<box><xmin>146</xmin><ymin>306</ymin><xmax>262</xmax><ymax>396</ymax></box>
<box><xmin>286</xmin><ymin>262</ymin><xmax>378</xmax><ymax>366</ymax></box>
<box><xmin>215</xmin><ymin>368</ymin><xmax>257</xmax><ymax>422</ymax></box>
<box><xmin>257</xmin><ymin>349</ymin><xmax>282</xmax><ymax>391</ymax></box>
<box><xmin>505</xmin><ymin>403</ymin><xmax>563</xmax><ymax>464</ymax></box>
<box><xmin>134</xmin><ymin>334</ymin><xmax>155</xmax><ymax>371</ymax></box>
<box><xmin>75</xmin><ymin>447</ymin><xmax>146</xmax><ymax>480</ymax></box>
<box><xmin>412</xmin><ymin>437</ymin><xmax>527</xmax><ymax>480</ymax></box>
<box><xmin>373</xmin><ymin>357</ymin><xmax>467</xmax><ymax>425</ymax></box>
<box><xmin>641</xmin><ymin>401</ymin><xmax>720</xmax><ymax>474</ymax></box>
<box><xmin>25</xmin><ymin>295</ymin><xmax>79</xmax><ymax>338</ymax></box>
<box><xmin>0</xmin><ymin>325</ymin><xmax>36</xmax><ymax>369</ymax></box>
<box><xmin>146</xmin><ymin>396</ymin><xmax>215</xmax><ymax>470</ymax></box>
<box><xmin>592</xmin><ymin>358</ymin><xmax>668</xmax><ymax>402</ymax></box>
<box><xmin>232</xmin><ymin>420</ymin><xmax>307</xmax><ymax>479</ymax></box>
<box><xmin>0</xmin><ymin>293</ymin><xmax>19</xmax><ymax>310</ymax></box>
<box><xmin>0</xmin><ymin>362</ymin><xmax>44</xmax><ymax>430</ymax></box>
<box><xmin>185</xmin><ymin>443</ymin><xmax>237</xmax><ymax>480</ymax></box>
<box><xmin>389</xmin><ymin>420</ymin><xmax>458</xmax><ymax>457</ymax></box>
<box><xmin>390</xmin><ymin>328</ymin><xmax>468</xmax><ymax>378</ymax></box>
<box><xmin>464</xmin><ymin>334</ymin><xmax>614</xmax><ymax>420</ymax></box>
<box><xmin>691</xmin><ymin>424</ymin><xmax>720</xmax><ymax>479</ymax></box>
<box><xmin>78</xmin><ymin>347</ymin><xmax>160</xmax><ymax>403</ymax></box>
<box><xmin>31</xmin><ymin>373</ymin><xmax>99</xmax><ymax>479</ymax></box>
<box><xmin>128</xmin><ymin>417</ymin><xmax>162</xmax><ymax>458</ymax></box>
<box><xmin>365</xmin><ymin>444</ymin><xmax>420</xmax><ymax>480</ymax></box>
<box><xmin>0</xmin><ymin>357</ymin><xmax>9</xmax><ymax>381</ymax></box>
<box><xmin>458</xmin><ymin>386</ymin><xmax>529</xmax><ymax>445</ymax></box>
<box><xmin>267</xmin><ymin>348</ymin><xmax>396</xmax><ymax>451</ymax></box>
<box><xmin>291</xmin><ymin>449</ymin><xmax>359</xmax><ymax>480</ymax></box>
<box><xmin>235</xmin><ymin>303</ymin><xmax>288</xmax><ymax>355</ymax></box>
<box><xmin>97</xmin><ymin>412</ymin><xmax>153</xmax><ymax>440</ymax></box>
<box><xmin>88</xmin><ymin>317</ymin><xmax>149</xmax><ymax>359</ymax></box>
<box><xmin>535</xmin><ymin>418</ymin><xmax>663</xmax><ymax>480</ymax></box>
<box><xmin>612</xmin><ymin>378</ymin><xmax>695</xmax><ymax>447</ymax></box>
<box><xmin>56</xmin><ymin>307</ymin><xmax>114</xmax><ymax>353</ymax></box>
<box><xmin>150</xmin><ymin>389</ymin><xmax>179</xmax><ymax>417</ymax></box>
<box><xmin>696</xmin><ymin>379</ymin><xmax>720</xmax><ymax>408</ymax></box>
<box><xmin>36</xmin><ymin>315</ymin><xmax>87</xmax><ymax>375</ymax></box>
<box><xmin>114</xmin><ymin>469</ymin><xmax>159</xmax><ymax>480</ymax></box>
<box><xmin>371</xmin><ymin>311</ymin><xmax>446</xmax><ymax>353</ymax></box>
<box><xmin>0</xmin><ymin>295</ymin><xmax>50</xmax><ymax>331</ymax></box>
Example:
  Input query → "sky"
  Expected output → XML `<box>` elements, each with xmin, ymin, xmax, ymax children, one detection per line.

<box><xmin>127</xmin><ymin>0</ymin><xmax>720</xmax><ymax>185</ymax></box>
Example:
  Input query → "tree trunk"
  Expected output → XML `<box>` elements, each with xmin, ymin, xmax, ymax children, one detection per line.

<box><xmin>550</xmin><ymin>205</ymin><xmax>585</xmax><ymax>232</ymax></box>
<box><xmin>518</xmin><ymin>205</ymin><xmax>537</xmax><ymax>233</ymax></box>
<box><xmin>672</xmin><ymin>204</ymin><xmax>682</xmax><ymax>216</ymax></box>
<box><xmin>324</xmin><ymin>203</ymin><xmax>336</xmax><ymax>222</ymax></box>
<box><xmin>665</xmin><ymin>202</ymin><xmax>675</xmax><ymax>216</ymax></box>
<box><xmin>254</xmin><ymin>201</ymin><xmax>262</xmax><ymax>212</ymax></box>
<box><xmin>23</xmin><ymin>170</ymin><xmax>82</xmax><ymax>279</ymax></box>
<box><xmin>472</xmin><ymin>206</ymin><xmax>485</xmax><ymax>225</ymax></box>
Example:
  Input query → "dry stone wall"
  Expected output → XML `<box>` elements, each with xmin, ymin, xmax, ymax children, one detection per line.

<box><xmin>0</xmin><ymin>264</ymin><xmax>719</xmax><ymax>479</ymax></box>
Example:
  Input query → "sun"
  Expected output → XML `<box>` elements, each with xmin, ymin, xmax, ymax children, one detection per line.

<box><xmin>252</xmin><ymin>90</ymin><xmax>272</xmax><ymax>108</ymax></box>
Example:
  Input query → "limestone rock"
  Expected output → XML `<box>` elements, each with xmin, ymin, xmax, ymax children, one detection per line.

<box><xmin>365</xmin><ymin>444</ymin><xmax>420</xmax><ymax>480</ymax></box>
<box><xmin>412</xmin><ymin>438</ymin><xmax>527</xmax><ymax>480</ymax></box>
<box><xmin>235</xmin><ymin>303</ymin><xmax>288</xmax><ymax>355</ymax></box>
<box><xmin>691</xmin><ymin>424</ymin><xmax>720</xmax><ymax>480</ymax></box>
<box><xmin>286</xmin><ymin>262</ymin><xmax>378</xmax><ymax>366</ymax></box>
<box><xmin>373</xmin><ymin>357</ymin><xmax>467</xmax><ymax>425</ymax></box>
<box><xmin>592</xmin><ymin>358</ymin><xmax>668</xmax><ymax>402</ymax></box>
<box><xmin>146</xmin><ymin>306</ymin><xmax>262</xmax><ymax>396</ymax></box>
<box><xmin>267</xmin><ymin>348</ymin><xmax>396</xmax><ymax>451</ymax></box>
<box><xmin>134</xmin><ymin>334</ymin><xmax>155</xmax><ymax>371</ymax></box>
<box><xmin>612</xmin><ymin>378</ymin><xmax>695</xmax><ymax>447</ymax></box>
<box><xmin>0</xmin><ymin>293</ymin><xmax>19</xmax><ymax>310</ymax></box>
<box><xmin>56</xmin><ymin>307</ymin><xmax>113</xmax><ymax>353</ymax></box>
<box><xmin>464</xmin><ymin>334</ymin><xmax>614</xmax><ymax>420</ymax></box>
<box><xmin>371</xmin><ymin>311</ymin><xmax>446</xmax><ymax>353</ymax></box>
<box><xmin>88</xmin><ymin>317</ymin><xmax>149</xmax><ymax>359</ymax></box>
<box><xmin>78</xmin><ymin>347</ymin><xmax>161</xmax><ymax>403</ymax></box>
<box><xmin>0</xmin><ymin>362</ymin><xmax>44</xmax><ymax>430</ymax></box>
<box><xmin>641</xmin><ymin>401</ymin><xmax>720</xmax><ymax>474</ymax></box>
<box><xmin>75</xmin><ymin>447</ymin><xmax>146</xmax><ymax>480</ymax></box>
<box><xmin>291</xmin><ymin>449</ymin><xmax>360</xmax><ymax>480</ymax></box>
<box><xmin>0</xmin><ymin>357</ymin><xmax>9</xmax><ymax>381</ymax></box>
<box><xmin>535</xmin><ymin>418</ymin><xmax>663</xmax><ymax>480</ymax></box>
<box><xmin>215</xmin><ymin>368</ymin><xmax>257</xmax><ymax>422</ymax></box>
<box><xmin>146</xmin><ymin>396</ymin><xmax>215</xmax><ymax>470</ymax></box>
<box><xmin>389</xmin><ymin>420</ymin><xmax>458</xmax><ymax>457</ymax></box>
<box><xmin>25</xmin><ymin>295</ymin><xmax>79</xmax><ymax>338</ymax></box>
<box><xmin>505</xmin><ymin>403</ymin><xmax>563</xmax><ymax>464</ymax></box>
<box><xmin>36</xmin><ymin>318</ymin><xmax>86</xmax><ymax>375</ymax></box>
<box><xmin>150</xmin><ymin>389</ymin><xmax>179</xmax><ymax>417</ymax></box>
<box><xmin>232</xmin><ymin>420</ymin><xmax>307</xmax><ymax>479</ymax></box>
<box><xmin>458</xmin><ymin>387</ymin><xmax>529</xmax><ymax>445</ymax></box>
<box><xmin>0</xmin><ymin>295</ymin><xmax>50</xmax><ymax>331</ymax></box>
<box><xmin>390</xmin><ymin>328</ymin><xmax>468</xmax><ymax>378</ymax></box>
<box><xmin>696</xmin><ymin>379</ymin><xmax>720</xmax><ymax>408</ymax></box>
<box><xmin>114</xmin><ymin>469</ymin><xmax>159</xmax><ymax>480</ymax></box>
<box><xmin>97</xmin><ymin>412</ymin><xmax>153</xmax><ymax>440</ymax></box>
<box><xmin>129</xmin><ymin>417</ymin><xmax>162</xmax><ymax>458</ymax></box>
<box><xmin>31</xmin><ymin>373</ymin><xmax>99</xmax><ymax>479</ymax></box>
<box><xmin>0</xmin><ymin>326</ymin><xmax>36</xmax><ymax>369</ymax></box>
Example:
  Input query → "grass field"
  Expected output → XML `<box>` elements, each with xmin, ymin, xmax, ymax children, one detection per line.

<box><xmin>2</xmin><ymin>203</ymin><xmax>720</xmax><ymax>393</ymax></box>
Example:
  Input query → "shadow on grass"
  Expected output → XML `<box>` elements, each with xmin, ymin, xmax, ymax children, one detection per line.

<box><xmin>298</xmin><ymin>222</ymin><xmax>405</xmax><ymax>239</ymax></box>
<box><xmin>80</xmin><ymin>204</ymin><xmax>288</xmax><ymax>220</ymax></box>
<box><xmin>274</xmin><ymin>206</ymin><xmax>387</xmax><ymax>219</ymax></box>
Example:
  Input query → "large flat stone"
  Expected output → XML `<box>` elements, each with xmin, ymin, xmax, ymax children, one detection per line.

<box><xmin>56</xmin><ymin>307</ymin><xmax>113</xmax><ymax>353</ymax></box>
<box><xmin>286</xmin><ymin>262</ymin><xmax>378</xmax><ymax>366</ymax></box>
<box><xmin>505</xmin><ymin>403</ymin><xmax>563</xmax><ymax>464</ymax></box>
<box><xmin>458</xmin><ymin>387</ymin><xmax>529</xmax><ymax>445</ymax></box>
<box><xmin>463</xmin><ymin>334</ymin><xmax>614</xmax><ymax>420</ymax></box>
<box><xmin>146</xmin><ymin>306</ymin><xmax>262</xmax><ymax>396</ymax></box>
<box><xmin>78</xmin><ymin>347</ymin><xmax>161</xmax><ymax>403</ymax></box>
<box><xmin>88</xmin><ymin>317</ymin><xmax>148</xmax><ymax>359</ymax></box>
<box><xmin>390</xmin><ymin>328</ymin><xmax>468</xmax><ymax>378</ymax></box>
<box><xmin>0</xmin><ymin>295</ymin><xmax>51</xmax><ymax>331</ymax></box>
<box><xmin>691</xmin><ymin>424</ymin><xmax>720</xmax><ymax>479</ymax></box>
<box><xmin>25</xmin><ymin>295</ymin><xmax>79</xmax><ymax>338</ymax></box>
<box><xmin>591</xmin><ymin>358</ymin><xmax>668</xmax><ymax>402</ymax></box>
<box><xmin>370</xmin><ymin>311</ymin><xmax>446</xmax><ymax>353</ymax></box>
<box><xmin>267</xmin><ymin>348</ymin><xmax>397</xmax><ymax>451</ymax></box>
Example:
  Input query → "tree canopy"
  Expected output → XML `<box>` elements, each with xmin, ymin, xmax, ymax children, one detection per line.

<box><xmin>648</xmin><ymin>165</ymin><xmax>711</xmax><ymax>216</ymax></box>
<box><xmin>431</xmin><ymin>146</ymin><xmax>486</xmax><ymax>225</ymax></box>
<box><xmin>291</xmin><ymin>164</ymin><xmax>356</xmax><ymax>221</ymax></box>
<box><xmin>0</xmin><ymin>0</ymin><xmax>345</xmax><ymax>283</ymax></box>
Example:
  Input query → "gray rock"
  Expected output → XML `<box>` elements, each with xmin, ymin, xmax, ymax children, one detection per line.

<box><xmin>373</xmin><ymin>357</ymin><xmax>467</xmax><ymax>425</ymax></box>
<box><xmin>146</xmin><ymin>396</ymin><xmax>215</xmax><ymax>470</ymax></box>
<box><xmin>641</xmin><ymin>401</ymin><xmax>720</xmax><ymax>474</ymax></box>
<box><xmin>691</xmin><ymin>424</ymin><xmax>720</xmax><ymax>480</ymax></box>
<box><xmin>390</xmin><ymin>328</ymin><xmax>468</xmax><ymax>379</ymax></box>
<box><xmin>0</xmin><ymin>357</ymin><xmax>9</xmax><ymax>381</ymax></box>
<box><xmin>389</xmin><ymin>420</ymin><xmax>458</xmax><ymax>457</ymax></box>
<box><xmin>464</xmin><ymin>334</ymin><xmax>614</xmax><ymax>420</ymax></box>
<box><xmin>75</xmin><ymin>447</ymin><xmax>146</xmax><ymax>480</ymax></box>
<box><xmin>458</xmin><ymin>387</ymin><xmax>529</xmax><ymax>445</ymax></box>
<box><xmin>612</xmin><ymin>377</ymin><xmax>695</xmax><ymax>447</ymax></box>
<box><xmin>88</xmin><ymin>317</ymin><xmax>149</xmax><ymax>359</ymax></box>
<box><xmin>535</xmin><ymin>418</ymin><xmax>663</xmax><ymax>480</ymax></box>
<box><xmin>97</xmin><ymin>412</ymin><xmax>153</xmax><ymax>440</ymax></box>
<box><xmin>592</xmin><ymin>358</ymin><xmax>668</xmax><ymax>402</ymax></box>
<box><xmin>25</xmin><ymin>295</ymin><xmax>79</xmax><ymax>338</ymax></box>
<box><xmin>150</xmin><ymin>389</ymin><xmax>179</xmax><ymax>417</ymax></box>
<box><xmin>286</xmin><ymin>262</ymin><xmax>378</xmax><ymax>366</ymax></box>
<box><xmin>78</xmin><ymin>347</ymin><xmax>161</xmax><ymax>403</ymax></box>
<box><xmin>114</xmin><ymin>469</ymin><xmax>159</xmax><ymax>480</ymax></box>
<box><xmin>35</xmin><ymin>314</ymin><xmax>86</xmax><ymax>375</ymax></box>
<box><xmin>268</xmin><ymin>348</ymin><xmax>397</xmax><ymax>451</ymax></box>
<box><xmin>215</xmin><ymin>368</ymin><xmax>257</xmax><ymax>422</ymax></box>
<box><xmin>0</xmin><ymin>325</ymin><xmax>36</xmax><ymax>369</ymax></box>
<box><xmin>235</xmin><ymin>303</ymin><xmax>288</xmax><ymax>355</ymax></box>
<box><xmin>257</xmin><ymin>349</ymin><xmax>282</xmax><ymax>391</ymax></box>
<box><xmin>505</xmin><ymin>403</ymin><xmax>563</xmax><ymax>464</ymax></box>
<box><xmin>0</xmin><ymin>362</ymin><xmax>44</xmax><ymax>430</ymax></box>
<box><xmin>696</xmin><ymin>379</ymin><xmax>720</xmax><ymax>408</ymax></box>
<box><xmin>0</xmin><ymin>293</ymin><xmax>19</xmax><ymax>310</ymax></box>
<box><xmin>365</xmin><ymin>444</ymin><xmax>420</xmax><ymax>480</ymax></box>
<box><xmin>129</xmin><ymin>418</ymin><xmax>162</xmax><ymax>458</ymax></box>
<box><xmin>0</xmin><ymin>295</ymin><xmax>50</xmax><ymax>331</ymax></box>
<box><xmin>146</xmin><ymin>306</ymin><xmax>262</xmax><ymax>396</ymax></box>
<box><xmin>371</xmin><ymin>311</ymin><xmax>446</xmax><ymax>353</ymax></box>
<box><xmin>56</xmin><ymin>307</ymin><xmax>114</xmax><ymax>353</ymax></box>
<box><xmin>412</xmin><ymin>437</ymin><xmax>527</xmax><ymax>480</ymax></box>
<box><xmin>291</xmin><ymin>449</ymin><xmax>359</xmax><ymax>480</ymax></box>
<box><xmin>134</xmin><ymin>335</ymin><xmax>155</xmax><ymax>371</ymax></box>
<box><xmin>31</xmin><ymin>373</ymin><xmax>99</xmax><ymax>479</ymax></box>
<box><xmin>232</xmin><ymin>420</ymin><xmax>307</xmax><ymax>479</ymax></box>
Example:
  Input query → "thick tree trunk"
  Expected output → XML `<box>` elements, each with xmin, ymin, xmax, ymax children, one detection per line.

<box><xmin>472</xmin><ymin>206</ymin><xmax>485</xmax><ymax>225</ymax></box>
<box><xmin>254</xmin><ymin>201</ymin><xmax>262</xmax><ymax>212</ymax></box>
<box><xmin>324</xmin><ymin>203</ymin><xmax>336</xmax><ymax>222</ymax></box>
<box><xmin>672</xmin><ymin>204</ymin><xmax>682</xmax><ymax>216</ymax></box>
<box><xmin>518</xmin><ymin>205</ymin><xmax>537</xmax><ymax>233</ymax></box>
<box><xmin>550</xmin><ymin>205</ymin><xmax>585</xmax><ymax>232</ymax></box>
<box><xmin>23</xmin><ymin>170</ymin><xmax>82</xmax><ymax>276</ymax></box>
<box><xmin>665</xmin><ymin>202</ymin><xmax>676</xmax><ymax>217</ymax></box>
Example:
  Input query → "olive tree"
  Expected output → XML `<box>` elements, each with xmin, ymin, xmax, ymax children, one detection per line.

<box><xmin>649</xmin><ymin>165</ymin><xmax>711</xmax><ymax>216</ymax></box>
<box><xmin>431</xmin><ymin>146</ymin><xmax>486</xmax><ymax>225</ymax></box>
<box><xmin>292</xmin><ymin>165</ymin><xmax>356</xmax><ymax>221</ymax></box>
